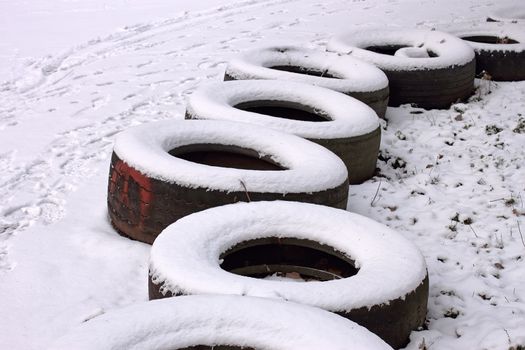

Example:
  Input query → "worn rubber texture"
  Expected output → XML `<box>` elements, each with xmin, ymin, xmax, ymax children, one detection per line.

<box><xmin>313</xmin><ymin>126</ymin><xmax>381</xmax><ymax>184</ymax></box>
<box><xmin>474</xmin><ymin>49</ymin><xmax>525</xmax><ymax>81</ymax></box>
<box><xmin>339</xmin><ymin>275</ymin><xmax>429</xmax><ymax>349</ymax></box>
<box><xmin>149</xmin><ymin>273</ymin><xmax>428</xmax><ymax>349</ymax></box>
<box><xmin>224</xmin><ymin>72</ymin><xmax>389</xmax><ymax>118</ymax></box>
<box><xmin>385</xmin><ymin>58</ymin><xmax>476</xmax><ymax>109</ymax></box>
<box><xmin>107</xmin><ymin>153</ymin><xmax>349</xmax><ymax>244</ymax></box>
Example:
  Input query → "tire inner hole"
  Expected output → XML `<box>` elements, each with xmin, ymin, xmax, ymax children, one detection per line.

<box><xmin>169</xmin><ymin>144</ymin><xmax>286</xmax><ymax>171</ymax></box>
<box><xmin>235</xmin><ymin>100</ymin><xmax>330</xmax><ymax>122</ymax></box>
<box><xmin>269</xmin><ymin>65</ymin><xmax>339</xmax><ymax>78</ymax></box>
<box><xmin>461</xmin><ymin>35</ymin><xmax>519</xmax><ymax>44</ymax></box>
<box><xmin>177</xmin><ymin>346</ymin><xmax>255</xmax><ymax>350</ymax></box>
<box><xmin>220</xmin><ymin>237</ymin><xmax>358</xmax><ymax>281</ymax></box>
<box><xmin>366</xmin><ymin>45</ymin><xmax>438</xmax><ymax>57</ymax></box>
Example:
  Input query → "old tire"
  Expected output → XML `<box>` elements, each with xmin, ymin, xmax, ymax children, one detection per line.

<box><xmin>49</xmin><ymin>295</ymin><xmax>393</xmax><ymax>350</ymax></box>
<box><xmin>327</xmin><ymin>28</ymin><xmax>476</xmax><ymax>109</ymax></box>
<box><xmin>448</xmin><ymin>22</ymin><xmax>525</xmax><ymax>81</ymax></box>
<box><xmin>107</xmin><ymin>120</ymin><xmax>348</xmax><ymax>244</ymax></box>
<box><xmin>224</xmin><ymin>46</ymin><xmax>389</xmax><ymax>118</ymax></box>
<box><xmin>186</xmin><ymin>80</ymin><xmax>381</xmax><ymax>184</ymax></box>
<box><xmin>149</xmin><ymin>201</ymin><xmax>429</xmax><ymax>349</ymax></box>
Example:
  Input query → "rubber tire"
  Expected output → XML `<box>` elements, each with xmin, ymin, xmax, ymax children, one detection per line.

<box><xmin>49</xmin><ymin>295</ymin><xmax>393</xmax><ymax>350</ymax></box>
<box><xmin>472</xmin><ymin>48</ymin><xmax>525</xmax><ymax>81</ymax></box>
<box><xmin>148</xmin><ymin>201</ymin><xmax>429</xmax><ymax>349</ymax></box>
<box><xmin>108</xmin><ymin>153</ymin><xmax>349</xmax><ymax>244</ymax></box>
<box><xmin>384</xmin><ymin>58</ymin><xmax>476</xmax><ymax>108</ymax></box>
<box><xmin>149</xmin><ymin>276</ymin><xmax>427</xmax><ymax>349</ymax></box>
<box><xmin>224</xmin><ymin>72</ymin><xmax>389</xmax><ymax>119</ymax></box>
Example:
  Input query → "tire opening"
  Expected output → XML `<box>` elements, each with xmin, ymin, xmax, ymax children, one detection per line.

<box><xmin>235</xmin><ymin>100</ymin><xmax>330</xmax><ymax>122</ymax></box>
<box><xmin>220</xmin><ymin>237</ymin><xmax>358</xmax><ymax>281</ymax></box>
<box><xmin>170</xmin><ymin>144</ymin><xmax>286</xmax><ymax>171</ymax></box>
<box><xmin>366</xmin><ymin>45</ymin><xmax>409</xmax><ymax>55</ymax></box>
<box><xmin>269</xmin><ymin>65</ymin><xmax>340</xmax><ymax>78</ymax></box>
<box><xmin>178</xmin><ymin>346</ymin><xmax>255</xmax><ymax>350</ymax></box>
<box><xmin>461</xmin><ymin>35</ymin><xmax>519</xmax><ymax>44</ymax></box>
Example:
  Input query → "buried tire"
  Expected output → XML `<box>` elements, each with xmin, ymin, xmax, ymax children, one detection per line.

<box><xmin>108</xmin><ymin>120</ymin><xmax>348</xmax><ymax>244</ymax></box>
<box><xmin>149</xmin><ymin>201</ymin><xmax>429</xmax><ymax>349</ymax></box>
<box><xmin>327</xmin><ymin>28</ymin><xmax>476</xmax><ymax>109</ymax></box>
<box><xmin>186</xmin><ymin>80</ymin><xmax>381</xmax><ymax>184</ymax></box>
<box><xmin>49</xmin><ymin>295</ymin><xmax>393</xmax><ymax>350</ymax></box>
<box><xmin>224</xmin><ymin>46</ymin><xmax>389</xmax><ymax>118</ymax></box>
<box><xmin>448</xmin><ymin>22</ymin><xmax>525</xmax><ymax>81</ymax></box>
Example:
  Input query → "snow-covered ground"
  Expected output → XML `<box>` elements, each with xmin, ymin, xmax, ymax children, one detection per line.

<box><xmin>0</xmin><ymin>0</ymin><xmax>524</xmax><ymax>349</ymax></box>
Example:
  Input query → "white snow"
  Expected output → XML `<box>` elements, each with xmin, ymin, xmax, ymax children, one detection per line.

<box><xmin>49</xmin><ymin>295</ymin><xmax>393</xmax><ymax>350</ymax></box>
<box><xmin>446</xmin><ymin>22</ymin><xmax>525</xmax><ymax>53</ymax></box>
<box><xmin>327</xmin><ymin>28</ymin><xmax>476</xmax><ymax>71</ymax></box>
<box><xmin>225</xmin><ymin>45</ymin><xmax>389</xmax><ymax>92</ymax></box>
<box><xmin>150</xmin><ymin>201</ymin><xmax>427</xmax><ymax>312</ymax></box>
<box><xmin>488</xmin><ymin>4</ymin><xmax>525</xmax><ymax>23</ymax></box>
<box><xmin>186</xmin><ymin>80</ymin><xmax>380</xmax><ymax>139</ymax></box>
<box><xmin>1</xmin><ymin>0</ymin><xmax>524</xmax><ymax>349</ymax></box>
<box><xmin>114</xmin><ymin>119</ymin><xmax>348</xmax><ymax>192</ymax></box>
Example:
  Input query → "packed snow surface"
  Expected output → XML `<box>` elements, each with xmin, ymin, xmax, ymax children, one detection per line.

<box><xmin>150</xmin><ymin>201</ymin><xmax>427</xmax><ymax>311</ymax></box>
<box><xmin>488</xmin><ymin>4</ymin><xmax>525</xmax><ymax>23</ymax></box>
<box><xmin>327</xmin><ymin>28</ymin><xmax>476</xmax><ymax>71</ymax></box>
<box><xmin>49</xmin><ymin>295</ymin><xmax>393</xmax><ymax>350</ymax></box>
<box><xmin>0</xmin><ymin>0</ymin><xmax>524</xmax><ymax>349</ymax></box>
<box><xmin>186</xmin><ymin>80</ymin><xmax>380</xmax><ymax>139</ymax></box>
<box><xmin>446</xmin><ymin>22</ymin><xmax>525</xmax><ymax>53</ymax></box>
<box><xmin>113</xmin><ymin>119</ymin><xmax>348</xmax><ymax>192</ymax></box>
<box><xmin>225</xmin><ymin>45</ymin><xmax>389</xmax><ymax>92</ymax></box>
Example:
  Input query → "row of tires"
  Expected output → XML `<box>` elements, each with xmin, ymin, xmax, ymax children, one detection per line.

<box><xmin>54</xmin><ymin>18</ymin><xmax>523</xmax><ymax>350</ymax></box>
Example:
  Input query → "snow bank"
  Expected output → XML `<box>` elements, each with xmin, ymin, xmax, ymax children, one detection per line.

<box><xmin>186</xmin><ymin>80</ymin><xmax>380</xmax><ymax>139</ymax></box>
<box><xmin>150</xmin><ymin>201</ymin><xmax>428</xmax><ymax>312</ymax></box>
<box><xmin>113</xmin><ymin>119</ymin><xmax>348</xmax><ymax>192</ymax></box>
<box><xmin>327</xmin><ymin>28</ymin><xmax>475</xmax><ymax>71</ymax></box>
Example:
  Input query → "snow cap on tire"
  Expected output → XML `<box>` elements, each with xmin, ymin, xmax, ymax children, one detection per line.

<box><xmin>150</xmin><ymin>201</ymin><xmax>427</xmax><ymax>311</ymax></box>
<box><xmin>225</xmin><ymin>45</ymin><xmax>389</xmax><ymax>94</ymax></box>
<box><xmin>49</xmin><ymin>295</ymin><xmax>393</xmax><ymax>350</ymax></box>
<box><xmin>113</xmin><ymin>119</ymin><xmax>348</xmax><ymax>193</ymax></box>
<box><xmin>327</xmin><ymin>28</ymin><xmax>475</xmax><ymax>71</ymax></box>
<box><xmin>186</xmin><ymin>80</ymin><xmax>380</xmax><ymax>140</ymax></box>
<box><xmin>446</xmin><ymin>21</ymin><xmax>525</xmax><ymax>54</ymax></box>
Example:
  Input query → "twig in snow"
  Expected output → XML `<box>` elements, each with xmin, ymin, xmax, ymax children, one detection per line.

<box><xmin>503</xmin><ymin>328</ymin><xmax>511</xmax><ymax>345</ymax></box>
<box><xmin>371</xmin><ymin>179</ymin><xmax>382</xmax><ymax>207</ymax></box>
<box><xmin>468</xmin><ymin>224</ymin><xmax>479</xmax><ymax>238</ymax></box>
<box><xmin>517</xmin><ymin>220</ymin><xmax>525</xmax><ymax>248</ymax></box>
<box><xmin>239</xmin><ymin>180</ymin><xmax>251</xmax><ymax>202</ymax></box>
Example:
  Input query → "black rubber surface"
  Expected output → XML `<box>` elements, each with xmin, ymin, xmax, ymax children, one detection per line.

<box><xmin>107</xmin><ymin>152</ymin><xmax>349</xmax><ymax>244</ymax></box>
<box><xmin>461</xmin><ymin>35</ymin><xmax>525</xmax><ymax>81</ymax></box>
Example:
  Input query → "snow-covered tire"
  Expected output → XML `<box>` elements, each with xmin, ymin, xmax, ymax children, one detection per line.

<box><xmin>49</xmin><ymin>295</ymin><xmax>393</xmax><ymax>350</ymax></box>
<box><xmin>107</xmin><ymin>120</ymin><xmax>348</xmax><ymax>244</ymax></box>
<box><xmin>224</xmin><ymin>46</ymin><xmax>389</xmax><ymax>118</ymax></box>
<box><xmin>327</xmin><ymin>28</ymin><xmax>476</xmax><ymax>109</ymax></box>
<box><xmin>149</xmin><ymin>201</ymin><xmax>429</xmax><ymax>349</ymax></box>
<box><xmin>186</xmin><ymin>80</ymin><xmax>381</xmax><ymax>184</ymax></box>
<box><xmin>447</xmin><ymin>22</ymin><xmax>525</xmax><ymax>81</ymax></box>
<box><xmin>487</xmin><ymin>5</ymin><xmax>525</xmax><ymax>23</ymax></box>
